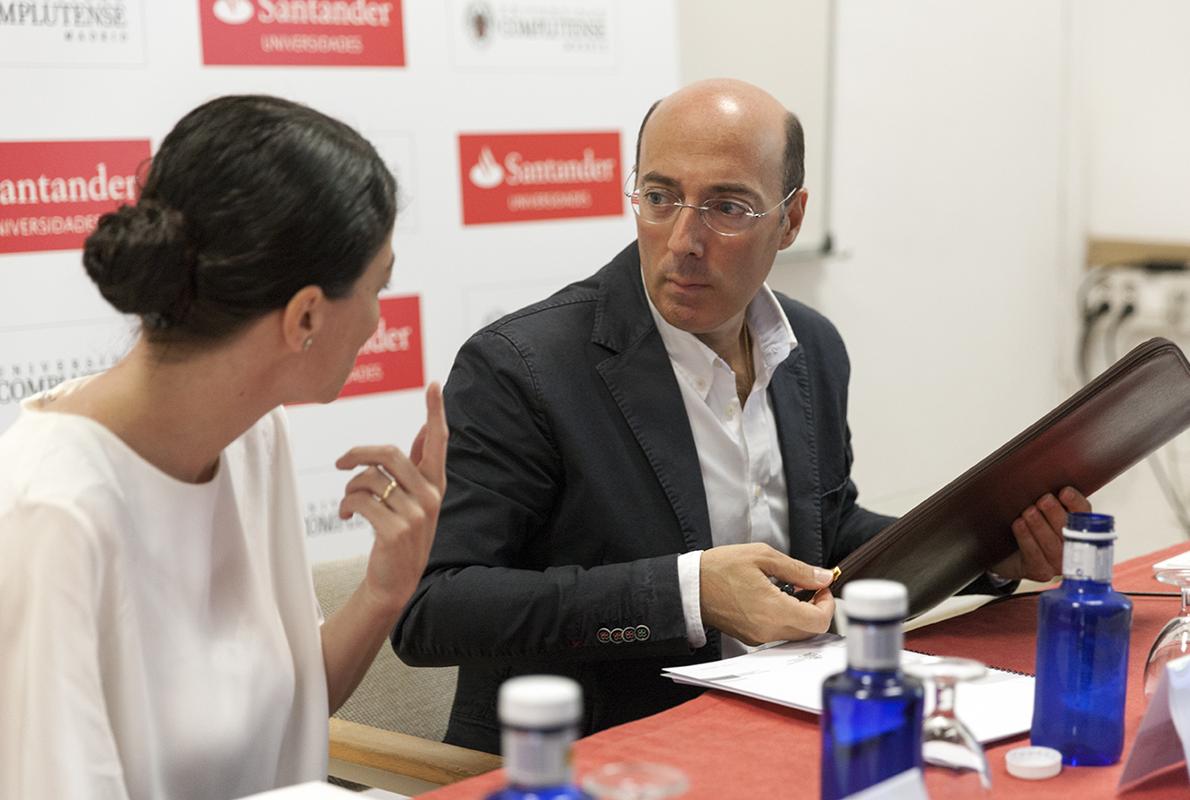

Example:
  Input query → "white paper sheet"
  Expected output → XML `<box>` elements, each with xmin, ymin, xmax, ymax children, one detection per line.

<box><xmin>237</xmin><ymin>783</ymin><xmax>363</xmax><ymax>799</ymax></box>
<box><xmin>663</xmin><ymin>634</ymin><xmax>1034</xmax><ymax>744</ymax></box>
<box><xmin>1153</xmin><ymin>549</ymin><xmax>1190</xmax><ymax>571</ymax></box>
<box><xmin>847</xmin><ymin>768</ymin><xmax>929</xmax><ymax>800</ymax></box>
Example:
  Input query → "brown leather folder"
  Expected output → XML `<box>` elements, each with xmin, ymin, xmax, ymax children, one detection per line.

<box><xmin>832</xmin><ymin>337</ymin><xmax>1190</xmax><ymax>617</ymax></box>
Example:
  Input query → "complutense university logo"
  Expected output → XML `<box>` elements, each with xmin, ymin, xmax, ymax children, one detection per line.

<box><xmin>450</xmin><ymin>0</ymin><xmax>614</xmax><ymax>69</ymax></box>
<box><xmin>0</xmin><ymin>0</ymin><xmax>145</xmax><ymax>66</ymax></box>
<box><xmin>199</xmin><ymin>0</ymin><xmax>406</xmax><ymax>67</ymax></box>
<box><xmin>458</xmin><ymin>132</ymin><xmax>622</xmax><ymax>225</ymax></box>
<box><xmin>463</xmin><ymin>1</ymin><xmax>492</xmax><ymax>45</ymax></box>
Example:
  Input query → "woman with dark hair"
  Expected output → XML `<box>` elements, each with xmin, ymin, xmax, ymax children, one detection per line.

<box><xmin>0</xmin><ymin>95</ymin><xmax>444</xmax><ymax>799</ymax></box>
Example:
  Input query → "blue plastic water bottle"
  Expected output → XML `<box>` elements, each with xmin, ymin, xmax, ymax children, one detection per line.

<box><xmin>821</xmin><ymin>580</ymin><xmax>925</xmax><ymax>799</ymax></box>
<box><xmin>1031</xmin><ymin>512</ymin><xmax>1132</xmax><ymax>765</ymax></box>
<box><xmin>485</xmin><ymin>675</ymin><xmax>593</xmax><ymax>800</ymax></box>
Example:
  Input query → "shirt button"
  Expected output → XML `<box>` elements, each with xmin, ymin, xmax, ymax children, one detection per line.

<box><xmin>696</xmin><ymin>379</ymin><xmax>707</xmax><ymax>391</ymax></box>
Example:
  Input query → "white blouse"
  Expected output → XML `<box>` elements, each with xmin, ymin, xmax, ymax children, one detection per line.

<box><xmin>0</xmin><ymin>383</ymin><xmax>328</xmax><ymax>800</ymax></box>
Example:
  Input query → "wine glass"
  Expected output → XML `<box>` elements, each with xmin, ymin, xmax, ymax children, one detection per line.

<box><xmin>905</xmin><ymin>657</ymin><xmax>991</xmax><ymax>791</ymax></box>
<box><xmin>1144</xmin><ymin>568</ymin><xmax>1190</xmax><ymax>697</ymax></box>
<box><xmin>581</xmin><ymin>762</ymin><xmax>689</xmax><ymax>800</ymax></box>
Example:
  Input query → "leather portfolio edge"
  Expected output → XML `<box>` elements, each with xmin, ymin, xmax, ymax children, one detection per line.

<box><xmin>829</xmin><ymin>337</ymin><xmax>1190</xmax><ymax>617</ymax></box>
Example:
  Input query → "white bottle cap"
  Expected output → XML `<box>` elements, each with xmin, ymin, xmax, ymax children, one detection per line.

<box><xmin>842</xmin><ymin>579</ymin><xmax>908</xmax><ymax>621</ymax></box>
<box><xmin>498</xmin><ymin>675</ymin><xmax>582</xmax><ymax>729</ymax></box>
<box><xmin>1005</xmin><ymin>746</ymin><xmax>1062</xmax><ymax>780</ymax></box>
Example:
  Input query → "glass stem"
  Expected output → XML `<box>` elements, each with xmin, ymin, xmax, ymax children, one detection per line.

<box><xmin>936</xmin><ymin>682</ymin><xmax>957</xmax><ymax>720</ymax></box>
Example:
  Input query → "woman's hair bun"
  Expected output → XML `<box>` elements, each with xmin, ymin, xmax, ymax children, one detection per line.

<box><xmin>82</xmin><ymin>200</ymin><xmax>194</xmax><ymax>321</ymax></box>
<box><xmin>79</xmin><ymin>96</ymin><xmax>396</xmax><ymax>345</ymax></box>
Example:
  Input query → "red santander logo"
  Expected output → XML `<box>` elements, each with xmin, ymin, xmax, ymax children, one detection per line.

<box><xmin>459</xmin><ymin>132</ymin><xmax>622</xmax><ymax>225</ymax></box>
<box><xmin>0</xmin><ymin>140</ymin><xmax>150</xmax><ymax>256</ymax></box>
<box><xmin>338</xmin><ymin>295</ymin><xmax>423</xmax><ymax>399</ymax></box>
<box><xmin>199</xmin><ymin>0</ymin><xmax>405</xmax><ymax>67</ymax></box>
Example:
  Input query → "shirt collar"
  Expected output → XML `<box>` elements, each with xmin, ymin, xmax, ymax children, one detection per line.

<box><xmin>643</xmin><ymin>270</ymin><xmax>798</xmax><ymax>401</ymax></box>
<box><xmin>747</xmin><ymin>283</ymin><xmax>798</xmax><ymax>381</ymax></box>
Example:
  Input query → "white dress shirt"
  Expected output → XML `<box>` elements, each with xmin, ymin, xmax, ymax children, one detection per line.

<box><xmin>643</xmin><ymin>275</ymin><xmax>797</xmax><ymax>657</ymax></box>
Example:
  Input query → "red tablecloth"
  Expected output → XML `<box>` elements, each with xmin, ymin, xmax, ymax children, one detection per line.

<box><xmin>420</xmin><ymin>544</ymin><xmax>1190</xmax><ymax>798</ymax></box>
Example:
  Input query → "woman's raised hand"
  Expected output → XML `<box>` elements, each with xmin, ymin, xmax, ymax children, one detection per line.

<box><xmin>335</xmin><ymin>382</ymin><xmax>448</xmax><ymax>616</ymax></box>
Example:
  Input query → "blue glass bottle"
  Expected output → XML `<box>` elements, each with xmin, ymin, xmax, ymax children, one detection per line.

<box><xmin>1031</xmin><ymin>512</ymin><xmax>1132</xmax><ymax>766</ymax></box>
<box><xmin>485</xmin><ymin>675</ymin><xmax>592</xmax><ymax>800</ymax></box>
<box><xmin>821</xmin><ymin>580</ymin><xmax>924</xmax><ymax>799</ymax></box>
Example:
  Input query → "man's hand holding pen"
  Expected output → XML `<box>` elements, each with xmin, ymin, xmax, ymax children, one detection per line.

<box><xmin>700</xmin><ymin>543</ymin><xmax>838</xmax><ymax>646</ymax></box>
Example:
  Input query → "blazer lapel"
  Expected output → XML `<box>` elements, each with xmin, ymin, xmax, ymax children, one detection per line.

<box><xmin>597</xmin><ymin>336</ymin><xmax>713</xmax><ymax>553</ymax></box>
<box><xmin>591</xmin><ymin>244</ymin><xmax>713</xmax><ymax>553</ymax></box>
<box><xmin>769</xmin><ymin>347</ymin><xmax>825</xmax><ymax>566</ymax></box>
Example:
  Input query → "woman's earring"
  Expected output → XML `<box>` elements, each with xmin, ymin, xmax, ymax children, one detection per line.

<box><xmin>303</xmin><ymin>337</ymin><xmax>314</xmax><ymax>351</ymax></box>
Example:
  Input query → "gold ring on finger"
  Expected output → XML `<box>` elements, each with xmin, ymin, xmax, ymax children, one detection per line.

<box><xmin>380</xmin><ymin>479</ymin><xmax>397</xmax><ymax>502</ymax></box>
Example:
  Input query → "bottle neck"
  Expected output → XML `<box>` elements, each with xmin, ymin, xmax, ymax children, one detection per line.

<box><xmin>846</xmin><ymin>618</ymin><xmax>903</xmax><ymax>672</ymax></box>
<box><xmin>1062</xmin><ymin>538</ymin><xmax>1114</xmax><ymax>584</ymax></box>
<box><xmin>503</xmin><ymin>724</ymin><xmax>576</xmax><ymax>788</ymax></box>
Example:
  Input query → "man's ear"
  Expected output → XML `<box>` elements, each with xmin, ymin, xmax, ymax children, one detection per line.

<box><xmin>281</xmin><ymin>285</ymin><xmax>327</xmax><ymax>353</ymax></box>
<box><xmin>777</xmin><ymin>188</ymin><xmax>809</xmax><ymax>251</ymax></box>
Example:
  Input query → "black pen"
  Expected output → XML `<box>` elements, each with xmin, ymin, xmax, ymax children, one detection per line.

<box><xmin>777</xmin><ymin>565</ymin><xmax>841</xmax><ymax>601</ymax></box>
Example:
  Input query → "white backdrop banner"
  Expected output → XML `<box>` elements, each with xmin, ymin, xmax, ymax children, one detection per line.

<box><xmin>0</xmin><ymin>0</ymin><xmax>679</xmax><ymax>563</ymax></box>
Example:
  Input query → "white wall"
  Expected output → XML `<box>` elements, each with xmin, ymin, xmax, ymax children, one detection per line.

<box><xmin>676</xmin><ymin>0</ymin><xmax>834</xmax><ymax>255</ymax></box>
<box><xmin>807</xmin><ymin>0</ymin><xmax>1070</xmax><ymax>515</ymax></box>
<box><xmin>685</xmin><ymin>0</ymin><xmax>1190</xmax><ymax>562</ymax></box>
<box><xmin>1078</xmin><ymin>0</ymin><xmax>1190</xmax><ymax>242</ymax></box>
<box><xmin>1066</xmin><ymin>0</ymin><xmax>1190</xmax><ymax>559</ymax></box>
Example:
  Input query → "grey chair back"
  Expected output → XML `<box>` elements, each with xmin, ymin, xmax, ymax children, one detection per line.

<box><xmin>313</xmin><ymin>556</ymin><xmax>457</xmax><ymax>741</ymax></box>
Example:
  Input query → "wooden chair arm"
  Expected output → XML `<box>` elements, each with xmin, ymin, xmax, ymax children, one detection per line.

<box><xmin>329</xmin><ymin>717</ymin><xmax>501</xmax><ymax>792</ymax></box>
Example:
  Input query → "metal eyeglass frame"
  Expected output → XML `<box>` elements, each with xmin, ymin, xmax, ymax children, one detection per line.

<box><xmin>623</xmin><ymin>168</ymin><xmax>799</xmax><ymax>237</ymax></box>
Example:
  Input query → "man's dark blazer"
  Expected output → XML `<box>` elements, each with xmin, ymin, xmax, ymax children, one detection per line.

<box><xmin>392</xmin><ymin>242</ymin><xmax>895</xmax><ymax>754</ymax></box>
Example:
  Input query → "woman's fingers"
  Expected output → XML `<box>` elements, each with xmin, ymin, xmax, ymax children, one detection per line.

<box><xmin>417</xmin><ymin>382</ymin><xmax>448</xmax><ymax>491</ymax></box>
<box><xmin>336</xmin><ymin>444</ymin><xmax>439</xmax><ymax>510</ymax></box>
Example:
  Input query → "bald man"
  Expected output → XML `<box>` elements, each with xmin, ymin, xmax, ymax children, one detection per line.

<box><xmin>393</xmin><ymin>80</ymin><xmax>1085</xmax><ymax>753</ymax></box>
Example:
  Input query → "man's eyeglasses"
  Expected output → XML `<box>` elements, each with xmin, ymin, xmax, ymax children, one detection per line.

<box><xmin>623</xmin><ymin>170</ymin><xmax>799</xmax><ymax>237</ymax></box>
